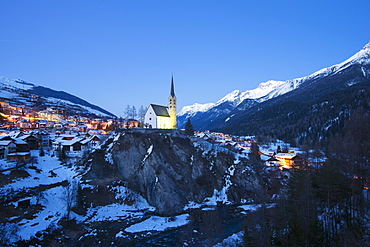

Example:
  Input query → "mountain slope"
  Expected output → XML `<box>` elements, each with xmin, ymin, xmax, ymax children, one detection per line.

<box><xmin>179</xmin><ymin>41</ymin><xmax>370</xmax><ymax>134</ymax></box>
<box><xmin>177</xmin><ymin>80</ymin><xmax>286</xmax><ymax>130</ymax></box>
<box><xmin>221</xmin><ymin>81</ymin><xmax>370</xmax><ymax>145</ymax></box>
<box><xmin>0</xmin><ymin>76</ymin><xmax>116</xmax><ymax>118</ymax></box>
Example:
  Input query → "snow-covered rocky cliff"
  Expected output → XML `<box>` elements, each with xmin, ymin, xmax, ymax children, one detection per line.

<box><xmin>82</xmin><ymin>131</ymin><xmax>261</xmax><ymax>216</ymax></box>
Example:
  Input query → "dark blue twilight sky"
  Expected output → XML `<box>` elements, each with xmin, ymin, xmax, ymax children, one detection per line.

<box><xmin>1</xmin><ymin>0</ymin><xmax>369</xmax><ymax>116</ymax></box>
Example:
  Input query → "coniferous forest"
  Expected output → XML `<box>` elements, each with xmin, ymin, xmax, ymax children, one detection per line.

<box><xmin>242</xmin><ymin>106</ymin><xmax>370</xmax><ymax>246</ymax></box>
<box><xmin>221</xmin><ymin>81</ymin><xmax>370</xmax><ymax>149</ymax></box>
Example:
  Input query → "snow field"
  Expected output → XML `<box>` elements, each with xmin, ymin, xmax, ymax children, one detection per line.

<box><xmin>123</xmin><ymin>214</ymin><xmax>190</xmax><ymax>233</ymax></box>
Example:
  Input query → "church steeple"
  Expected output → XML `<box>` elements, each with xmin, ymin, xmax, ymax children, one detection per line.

<box><xmin>170</xmin><ymin>74</ymin><xmax>175</xmax><ymax>97</ymax></box>
<box><xmin>168</xmin><ymin>74</ymin><xmax>177</xmax><ymax>129</ymax></box>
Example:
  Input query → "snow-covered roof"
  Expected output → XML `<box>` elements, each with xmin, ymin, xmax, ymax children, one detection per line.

<box><xmin>275</xmin><ymin>153</ymin><xmax>297</xmax><ymax>159</ymax></box>
<box><xmin>13</xmin><ymin>138</ymin><xmax>28</xmax><ymax>145</ymax></box>
<box><xmin>9</xmin><ymin>131</ymin><xmax>22</xmax><ymax>138</ymax></box>
<box><xmin>80</xmin><ymin>138</ymin><xmax>91</xmax><ymax>145</ymax></box>
<box><xmin>60</xmin><ymin>139</ymin><xmax>80</xmax><ymax>146</ymax></box>
<box><xmin>20</xmin><ymin>134</ymin><xmax>37</xmax><ymax>140</ymax></box>
<box><xmin>0</xmin><ymin>140</ymin><xmax>14</xmax><ymax>146</ymax></box>
<box><xmin>7</xmin><ymin>152</ymin><xmax>31</xmax><ymax>156</ymax></box>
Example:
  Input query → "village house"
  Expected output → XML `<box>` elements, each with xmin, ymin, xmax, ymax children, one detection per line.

<box><xmin>36</xmin><ymin>120</ymin><xmax>55</xmax><ymax>129</ymax></box>
<box><xmin>122</xmin><ymin>119</ymin><xmax>140</xmax><ymax>128</ymax></box>
<box><xmin>16</xmin><ymin>119</ymin><xmax>32</xmax><ymax>129</ymax></box>
<box><xmin>36</xmin><ymin>131</ymin><xmax>50</xmax><ymax>148</ymax></box>
<box><xmin>274</xmin><ymin>153</ymin><xmax>303</xmax><ymax>169</ymax></box>
<box><xmin>6</xmin><ymin>151</ymin><xmax>31</xmax><ymax>160</ymax></box>
<box><xmin>19</xmin><ymin>134</ymin><xmax>39</xmax><ymax>150</ymax></box>
<box><xmin>53</xmin><ymin>134</ymin><xmax>92</xmax><ymax>157</ymax></box>
<box><xmin>89</xmin><ymin>134</ymin><xmax>106</xmax><ymax>148</ymax></box>
<box><xmin>38</xmin><ymin>109</ymin><xmax>63</xmax><ymax>122</ymax></box>
<box><xmin>13</xmin><ymin>138</ymin><xmax>30</xmax><ymax>153</ymax></box>
<box><xmin>0</xmin><ymin>139</ymin><xmax>17</xmax><ymax>159</ymax></box>
<box><xmin>0</xmin><ymin>135</ymin><xmax>31</xmax><ymax>159</ymax></box>
<box><xmin>265</xmin><ymin>156</ymin><xmax>280</xmax><ymax>167</ymax></box>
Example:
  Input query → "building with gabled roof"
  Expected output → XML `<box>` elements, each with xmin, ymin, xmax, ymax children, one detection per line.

<box><xmin>145</xmin><ymin>104</ymin><xmax>170</xmax><ymax>129</ymax></box>
<box><xmin>144</xmin><ymin>75</ymin><xmax>177</xmax><ymax>129</ymax></box>
<box><xmin>0</xmin><ymin>140</ymin><xmax>16</xmax><ymax>158</ymax></box>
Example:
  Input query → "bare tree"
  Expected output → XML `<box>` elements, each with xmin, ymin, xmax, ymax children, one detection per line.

<box><xmin>124</xmin><ymin>105</ymin><xmax>132</xmax><ymax>119</ymax></box>
<box><xmin>132</xmin><ymin>106</ymin><xmax>137</xmax><ymax>119</ymax></box>
<box><xmin>138</xmin><ymin>105</ymin><xmax>147</xmax><ymax>126</ymax></box>
<box><xmin>61</xmin><ymin>180</ymin><xmax>78</xmax><ymax>219</ymax></box>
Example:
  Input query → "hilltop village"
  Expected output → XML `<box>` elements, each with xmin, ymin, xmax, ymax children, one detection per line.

<box><xmin>0</xmin><ymin>76</ymin><xmax>324</xmax><ymax>172</ymax></box>
<box><xmin>0</xmin><ymin>103</ymin><xmax>324</xmax><ymax>177</ymax></box>
<box><xmin>0</xmin><ymin>100</ymin><xmax>135</xmax><ymax>161</ymax></box>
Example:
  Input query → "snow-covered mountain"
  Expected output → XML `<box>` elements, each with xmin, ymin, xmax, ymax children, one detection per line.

<box><xmin>258</xmin><ymin>40</ymin><xmax>370</xmax><ymax>101</ymax></box>
<box><xmin>0</xmin><ymin>76</ymin><xmax>116</xmax><ymax>118</ymax></box>
<box><xmin>178</xmin><ymin>80</ymin><xmax>286</xmax><ymax>117</ymax></box>
<box><xmin>178</xmin><ymin>41</ymin><xmax>370</xmax><ymax>130</ymax></box>
<box><xmin>177</xmin><ymin>80</ymin><xmax>289</xmax><ymax>129</ymax></box>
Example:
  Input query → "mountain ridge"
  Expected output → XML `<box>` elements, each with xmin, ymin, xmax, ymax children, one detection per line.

<box><xmin>0</xmin><ymin>76</ymin><xmax>116</xmax><ymax>118</ymax></box>
<box><xmin>178</xmin><ymin>41</ymin><xmax>370</xmax><ymax>134</ymax></box>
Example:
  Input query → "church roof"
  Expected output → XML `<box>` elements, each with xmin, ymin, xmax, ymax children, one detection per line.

<box><xmin>150</xmin><ymin>104</ymin><xmax>170</xmax><ymax>117</ymax></box>
<box><xmin>170</xmin><ymin>75</ymin><xmax>175</xmax><ymax>97</ymax></box>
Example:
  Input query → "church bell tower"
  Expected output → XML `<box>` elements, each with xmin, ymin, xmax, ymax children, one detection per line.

<box><xmin>168</xmin><ymin>75</ymin><xmax>177</xmax><ymax>129</ymax></box>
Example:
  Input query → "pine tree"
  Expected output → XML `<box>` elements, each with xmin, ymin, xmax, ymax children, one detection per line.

<box><xmin>283</xmin><ymin>167</ymin><xmax>323</xmax><ymax>246</ymax></box>
<box><xmin>184</xmin><ymin>118</ymin><xmax>194</xmax><ymax>136</ymax></box>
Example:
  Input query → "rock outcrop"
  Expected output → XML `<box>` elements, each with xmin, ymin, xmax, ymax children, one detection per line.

<box><xmin>82</xmin><ymin>130</ymin><xmax>261</xmax><ymax>215</ymax></box>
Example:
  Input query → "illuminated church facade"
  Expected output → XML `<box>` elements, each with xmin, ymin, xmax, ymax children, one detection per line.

<box><xmin>144</xmin><ymin>76</ymin><xmax>177</xmax><ymax>129</ymax></box>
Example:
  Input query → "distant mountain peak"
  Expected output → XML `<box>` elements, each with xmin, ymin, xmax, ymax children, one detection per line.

<box><xmin>178</xmin><ymin>103</ymin><xmax>215</xmax><ymax>117</ymax></box>
<box><xmin>178</xmin><ymin>80</ymin><xmax>285</xmax><ymax>117</ymax></box>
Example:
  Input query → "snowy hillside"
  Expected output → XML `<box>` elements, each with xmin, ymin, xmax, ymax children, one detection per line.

<box><xmin>0</xmin><ymin>76</ymin><xmax>115</xmax><ymax>118</ymax></box>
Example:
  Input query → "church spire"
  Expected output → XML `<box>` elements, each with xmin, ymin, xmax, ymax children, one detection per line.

<box><xmin>170</xmin><ymin>74</ymin><xmax>175</xmax><ymax>97</ymax></box>
<box><xmin>168</xmin><ymin>74</ymin><xmax>177</xmax><ymax>129</ymax></box>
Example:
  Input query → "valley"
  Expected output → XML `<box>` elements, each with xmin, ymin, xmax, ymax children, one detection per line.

<box><xmin>0</xmin><ymin>41</ymin><xmax>369</xmax><ymax>246</ymax></box>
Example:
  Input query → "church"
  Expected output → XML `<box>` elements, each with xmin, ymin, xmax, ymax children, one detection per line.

<box><xmin>144</xmin><ymin>76</ymin><xmax>177</xmax><ymax>129</ymax></box>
